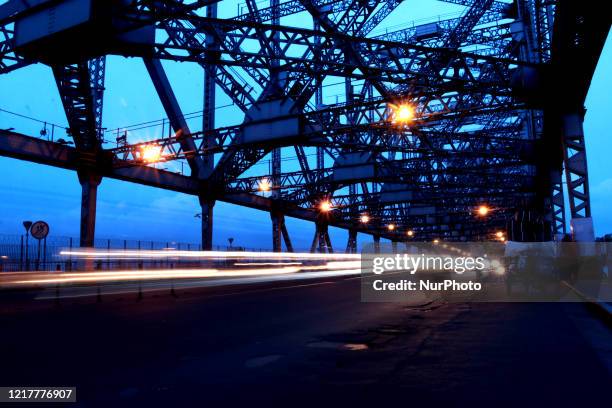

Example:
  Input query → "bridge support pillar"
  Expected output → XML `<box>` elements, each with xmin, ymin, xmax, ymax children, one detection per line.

<box><xmin>78</xmin><ymin>170</ymin><xmax>102</xmax><ymax>248</ymax></box>
<box><xmin>562</xmin><ymin>113</ymin><xmax>594</xmax><ymax>241</ymax></box>
<box><xmin>270</xmin><ymin>201</ymin><xmax>293</xmax><ymax>252</ymax></box>
<box><xmin>271</xmin><ymin>211</ymin><xmax>282</xmax><ymax>252</ymax></box>
<box><xmin>550</xmin><ymin>169</ymin><xmax>566</xmax><ymax>239</ymax></box>
<box><xmin>346</xmin><ymin>229</ymin><xmax>357</xmax><ymax>253</ymax></box>
<box><xmin>271</xmin><ymin>210</ymin><xmax>293</xmax><ymax>252</ymax></box>
<box><xmin>570</xmin><ymin>218</ymin><xmax>595</xmax><ymax>242</ymax></box>
<box><xmin>199</xmin><ymin>197</ymin><xmax>215</xmax><ymax>250</ymax></box>
<box><xmin>281</xmin><ymin>220</ymin><xmax>293</xmax><ymax>252</ymax></box>
<box><xmin>310</xmin><ymin>221</ymin><xmax>333</xmax><ymax>253</ymax></box>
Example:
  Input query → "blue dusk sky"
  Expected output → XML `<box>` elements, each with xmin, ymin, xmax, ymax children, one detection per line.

<box><xmin>0</xmin><ymin>1</ymin><xmax>610</xmax><ymax>250</ymax></box>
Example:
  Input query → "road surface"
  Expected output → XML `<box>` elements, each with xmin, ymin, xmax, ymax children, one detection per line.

<box><xmin>0</xmin><ymin>274</ymin><xmax>611</xmax><ymax>407</ymax></box>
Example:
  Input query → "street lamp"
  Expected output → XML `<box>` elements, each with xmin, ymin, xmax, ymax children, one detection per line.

<box><xmin>406</xmin><ymin>230</ymin><xmax>414</xmax><ymax>237</ymax></box>
<box><xmin>319</xmin><ymin>200</ymin><xmax>332</xmax><ymax>212</ymax></box>
<box><xmin>141</xmin><ymin>144</ymin><xmax>163</xmax><ymax>162</ymax></box>
<box><xmin>387</xmin><ymin>223</ymin><xmax>395</xmax><ymax>231</ymax></box>
<box><xmin>258</xmin><ymin>178</ymin><xmax>271</xmax><ymax>192</ymax></box>
<box><xmin>389</xmin><ymin>103</ymin><xmax>414</xmax><ymax>124</ymax></box>
<box><xmin>360</xmin><ymin>214</ymin><xmax>370</xmax><ymax>224</ymax></box>
<box><xmin>477</xmin><ymin>205</ymin><xmax>490</xmax><ymax>217</ymax></box>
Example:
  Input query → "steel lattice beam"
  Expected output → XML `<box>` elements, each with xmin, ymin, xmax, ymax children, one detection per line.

<box><xmin>0</xmin><ymin>0</ymin><xmax>607</xmax><ymax>243</ymax></box>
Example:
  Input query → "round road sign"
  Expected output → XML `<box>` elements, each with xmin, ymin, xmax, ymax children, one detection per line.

<box><xmin>30</xmin><ymin>221</ymin><xmax>50</xmax><ymax>240</ymax></box>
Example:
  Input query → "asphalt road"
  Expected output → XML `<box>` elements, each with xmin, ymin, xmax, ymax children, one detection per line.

<box><xmin>0</xmin><ymin>274</ymin><xmax>611</xmax><ymax>407</ymax></box>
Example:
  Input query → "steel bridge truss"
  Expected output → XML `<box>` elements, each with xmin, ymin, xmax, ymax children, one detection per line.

<box><xmin>0</xmin><ymin>0</ymin><xmax>608</xmax><ymax>250</ymax></box>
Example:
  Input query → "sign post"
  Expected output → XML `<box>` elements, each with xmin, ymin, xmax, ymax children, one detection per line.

<box><xmin>22</xmin><ymin>221</ymin><xmax>32</xmax><ymax>271</ymax></box>
<box><xmin>30</xmin><ymin>221</ymin><xmax>50</xmax><ymax>271</ymax></box>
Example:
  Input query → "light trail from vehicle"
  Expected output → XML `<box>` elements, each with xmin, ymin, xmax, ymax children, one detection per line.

<box><xmin>0</xmin><ymin>262</ymin><xmax>362</xmax><ymax>288</ymax></box>
<box><xmin>233</xmin><ymin>262</ymin><xmax>304</xmax><ymax>266</ymax></box>
<box><xmin>0</xmin><ymin>249</ymin><xmax>365</xmax><ymax>291</ymax></box>
<box><xmin>5</xmin><ymin>267</ymin><xmax>299</xmax><ymax>285</ymax></box>
<box><xmin>59</xmin><ymin>249</ymin><xmax>361</xmax><ymax>260</ymax></box>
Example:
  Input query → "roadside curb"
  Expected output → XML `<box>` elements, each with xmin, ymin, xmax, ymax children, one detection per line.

<box><xmin>562</xmin><ymin>281</ymin><xmax>612</xmax><ymax>326</ymax></box>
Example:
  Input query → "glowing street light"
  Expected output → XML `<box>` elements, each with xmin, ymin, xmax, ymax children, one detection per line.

<box><xmin>433</xmin><ymin>239</ymin><xmax>440</xmax><ymax>244</ymax></box>
<box><xmin>406</xmin><ymin>230</ymin><xmax>414</xmax><ymax>237</ymax></box>
<box><xmin>389</xmin><ymin>103</ymin><xmax>414</xmax><ymax>124</ymax></box>
<box><xmin>141</xmin><ymin>144</ymin><xmax>163</xmax><ymax>162</ymax></box>
<box><xmin>360</xmin><ymin>214</ymin><xmax>370</xmax><ymax>224</ymax></box>
<box><xmin>495</xmin><ymin>231</ymin><xmax>504</xmax><ymax>238</ymax></box>
<box><xmin>258</xmin><ymin>179</ymin><xmax>271</xmax><ymax>192</ymax></box>
<box><xmin>319</xmin><ymin>200</ymin><xmax>332</xmax><ymax>212</ymax></box>
<box><xmin>477</xmin><ymin>205</ymin><xmax>490</xmax><ymax>217</ymax></box>
<box><xmin>387</xmin><ymin>224</ymin><xmax>395</xmax><ymax>231</ymax></box>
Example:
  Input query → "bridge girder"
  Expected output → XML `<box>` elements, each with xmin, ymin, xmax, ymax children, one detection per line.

<box><xmin>0</xmin><ymin>0</ymin><xmax>607</xmax><ymax>246</ymax></box>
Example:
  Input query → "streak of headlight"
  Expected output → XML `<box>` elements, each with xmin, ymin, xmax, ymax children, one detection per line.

<box><xmin>233</xmin><ymin>262</ymin><xmax>303</xmax><ymax>266</ymax></box>
<box><xmin>325</xmin><ymin>261</ymin><xmax>361</xmax><ymax>269</ymax></box>
<box><xmin>59</xmin><ymin>249</ymin><xmax>361</xmax><ymax>260</ymax></box>
<box><xmin>9</xmin><ymin>267</ymin><xmax>302</xmax><ymax>285</ymax></box>
<box><xmin>293</xmin><ymin>261</ymin><xmax>361</xmax><ymax>271</ymax></box>
<box><xmin>32</xmin><ymin>268</ymin><xmax>363</xmax><ymax>299</ymax></box>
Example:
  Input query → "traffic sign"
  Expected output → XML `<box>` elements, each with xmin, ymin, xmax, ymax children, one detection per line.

<box><xmin>30</xmin><ymin>221</ymin><xmax>49</xmax><ymax>240</ymax></box>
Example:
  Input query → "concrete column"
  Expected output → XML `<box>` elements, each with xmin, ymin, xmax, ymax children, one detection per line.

<box><xmin>78</xmin><ymin>170</ymin><xmax>102</xmax><ymax>248</ymax></box>
<box><xmin>199</xmin><ymin>197</ymin><xmax>215</xmax><ymax>250</ymax></box>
